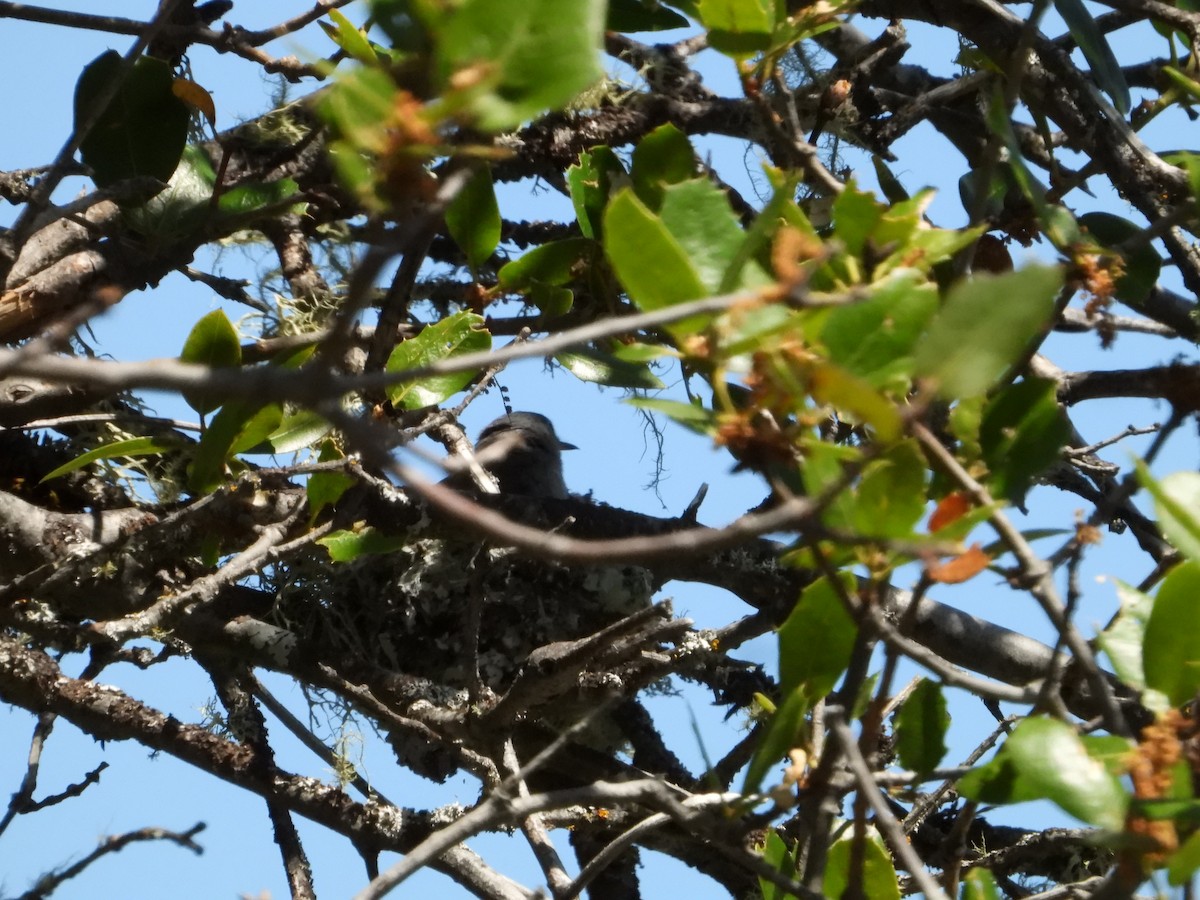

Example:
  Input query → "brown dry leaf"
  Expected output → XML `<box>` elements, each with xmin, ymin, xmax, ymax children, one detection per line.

<box><xmin>928</xmin><ymin>491</ymin><xmax>972</xmax><ymax>532</ymax></box>
<box><xmin>926</xmin><ymin>543</ymin><xmax>989</xmax><ymax>584</ymax></box>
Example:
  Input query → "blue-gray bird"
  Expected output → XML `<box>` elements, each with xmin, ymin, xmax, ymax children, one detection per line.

<box><xmin>446</xmin><ymin>412</ymin><xmax>576</xmax><ymax>498</ymax></box>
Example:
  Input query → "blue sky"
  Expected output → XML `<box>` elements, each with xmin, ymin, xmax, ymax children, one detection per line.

<box><xmin>1</xmin><ymin>3</ymin><xmax>1196</xmax><ymax>898</ymax></box>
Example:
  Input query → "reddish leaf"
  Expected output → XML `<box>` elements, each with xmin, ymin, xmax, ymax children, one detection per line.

<box><xmin>929</xmin><ymin>492</ymin><xmax>972</xmax><ymax>532</ymax></box>
<box><xmin>927</xmin><ymin>544</ymin><xmax>990</xmax><ymax>584</ymax></box>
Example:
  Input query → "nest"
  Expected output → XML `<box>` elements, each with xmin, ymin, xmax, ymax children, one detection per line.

<box><xmin>271</xmin><ymin>536</ymin><xmax>656</xmax><ymax>692</ymax></box>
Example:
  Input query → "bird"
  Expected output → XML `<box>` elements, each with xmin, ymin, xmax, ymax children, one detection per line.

<box><xmin>445</xmin><ymin>411</ymin><xmax>576</xmax><ymax>498</ymax></box>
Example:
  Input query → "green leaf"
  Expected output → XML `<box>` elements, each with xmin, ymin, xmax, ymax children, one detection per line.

<box><xmin>74</xmin><ymin>51</ymin><xmax>190</xmax><ymax>189</ymax></box>
<box><xmin>659</xmin><ymin>179</ymin><xmax>769</xmax><ymax>294</ymax></box>
<box><xmin>218</xmin><ymin>177</ymin><xmax>302</xmax><ymax>218</ymax></box>
<box><xmin>385</xmin><ymin>311</ymin><xmax>492</xmax><ymax>408</ymax></box>
<box><xmin>625</xmin><ymin>397</ymin><xmax>715</xmax><ymax>433</ymax></box>
<box><xmin>743</xmin><ymin>689</ymin><xmax>809</xmax><ymax>795</ymax></box>
<box><xmin>608</xmin><ymin>0</ymin><xmax>690</xmax><ymax>31</ymax></box>
<box><xmin>567</xmin><ymin>146</ymin><xmax>626</xmax><ymax>239</ymax></box>
<box><xmin>308</xmin><ymin>439</ymin><xmax>356</xmax><ymax>520</ymax></box>
<box><xmin>318</xmin><ymin>66</ymin><xmax>396</xmax><ymax>155</ymax></box>
<box><xmin>877</xmin><ymin>223</ymin><xmax>986</xmax><ymax>278</ymax></box>
<box><xmin>269</xmin><ymin>410</ymin><xmax>332</xmax><ymax>454</ymax></box>
<box><xmin>1054</xmin><ymin>0</ymin><xmax>1130</xmax><ymax>114</ymax></box>
<box><xmin>603</xmin><ymin>188</ymin><xmax>708</xmax><ymax>327</ymax></box>
<box><xmin>871</xmin><ymin>155</ymin><xmax>909</xmax><ymax>204</ymax></box>
<box><xmin>758</xmin><ymin>831</ymin><xmax>800</xmax><ymax>900</ymax></box>
<box><xmin>499</xmin><ymin>238</ymin><xmax>595</xmax><ymax>291</ymax></box>
<box><xmin>188</xmin><ymin>400</ymin><xmax>267</xmax><ymax>495</ymax></box>
<box><xmin>555</xmin><ymin>349</ymin><xmax>666</xmax><ymax>389</ymax></box>
<box><xmin>1097</xmin><ymin>580</ymin><xmax>1154</xmax><ymax>694</ymax></box>
<box><xmin>1143</xmin><ymin>561</ymin><xmax>1200</xmax><ymax>706</ymax></box>
<box><xmin>630</xmin><ymin>124</ymin><xmax>695</xmax><ymax>210</ymax></box>
<box><xmin>1168</xmin><ymin>829</ymin><xmax>1200</xmax><ymax>886</ymax></box>
<box><xmin>894</xmin><ymin>680</ymin><xmax>949</xmax><ymax>775</ymax></box>
<box><xmin>808</xmin><ymin>361</ymin><xmax>904</xmax><ymax>444</ymax></box>
<box><xmin>320</xmin><ymin>8</ymin><xmax>380</xmax><ymax>65</ymax></box>
<box><xmin>1137</xmin><ymin>464</ymin><xmax>1200</xmax><ymax>563</ymax></box>
<box><xmin>962</xmin><ymin>869</ymin><xmax>1003</xmax><ymax>900</ymax></box>
<box><xmin>823</xmin><ymin>830</ymin><xmax>900</xmax><ymax>900</ymax></box>
<box><xmin>778</xmin><ymin>574</ymin><xmax>857</xmax><ymax>703</ymax></box>
<box><xmin>610</xmin><ymin>341</ymin><xmax>678</xmax><ymax>364</ymax></box>
<box><xmin>914</xmin><ymin>265</ymin><xmax>1062</xmax><ymax>399</ymax></box>
<box><xmin>40</xmin><ymin>435</ymin><xmax>183</xmax><ymax>483</ymax></box>
<box><xmin>959</xmin><ymin>717</ymin><xmax>1129</xmax><ymax>830</ymax></box>
<box><xmin>180</xmin><ymin>310</ymin><xmax>242</xmax><ymax>415</ymax></box>
<box><xmin>445</xmin><ymin>165</ymin><xmax>501</xmax><ymax>270</ymax></box>
<box><xmin>435</xmin><ymin>0</ymin><xmax>605</xmax><ymax>131</ymax></box>
<box><xmin>831</xmin><ymin>182</ymin><xmax>883</xmax><ymax>257</ymax></box>
<box><xmin>1078</xmin><ymin>212</ymin><xmax>1161</xmax><ymax>304</ymax></box>
<box><xmin>698</xmin><ymin>0</ymin><xmax>775</xmax><ymax>57</ymax></box>
<box><xmin>820</xmin><ymin>270</ymin><xmax>939</xmax><ymax>388</ymax></box>
<box><xmin>319</xmin><ymin>527</ymin><xmax>406</xmax><ymax>562</ymax></box>
<box><xmin>230</xmin><ymin>403</ymin><xmax>285</xmax><ymax>454</ymax></box>
<box><xmin>530</xmin><ymin>282</ymin><xmax>574</xmax><ymax>317</ymax></box>
<box><xmin>851</xmin><ymin>441</ymin><xmax>927</xmax><ymax>536</ymax></box>
<box><xmin>979</xmin><ymin>378</ymin><xmax>1070</xmax><ymax>503</ymax></box>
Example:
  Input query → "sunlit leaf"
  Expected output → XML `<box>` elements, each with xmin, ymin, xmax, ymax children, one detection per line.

<box><xmin>604</xmin><ymin>188</ymin><xmax>708</xmax><ymax>330</ymax></box>
<box><xmin>269</xmin><ymin>410</ymin><xmax>332</xmax><ymax>454</ymax></box>
<box><xmin>567</xmin><ymin>146</ymin><xmax>626</xmax><ymax>239</ymax></box>
<box><xmin>40</xmin><ymin>436</ymin><xmax>183</xmax><ymax>483</ymax></box>
<box><xmin>1097</xmin><ymin>580</ymin><xmax>1153</xmax><ymax>693</ymax></box>
<box><xmin>172</xmin><ymin>78</ymin><xmax>216</xmax><ymax>129</ymax></box>
<box><xmin>386</xmin><ymin>311</ymin><xmax>491</xmax><ymax>408</ymax></box>
<box><xmin>959</xmin><ymin>717</ymin><xmax>1129</xmax><ymax>830</ymax></box>
<box><xmin>915</xmin><ymin>265</ymin><xmax>1062</xmax><ymax>398</ymax></box>
<box><xmin>631</xmin><ymin>124</ymin><xmax>695</xmax><ymax>209</ymax></box>
<box><xmin>319</xmin><ymin>527</ymin><xmax>406</xmax><ymax>562</ymax></box>
<box><xmin>1169</xmin><ymin>829</ymin><xmax>1200</xmax><ymax>886</ymax></box>
<box><xmin>962</xmin><ymin>869</ymin><xmax>1002</xmax><ymax>900</ymax></box>
<box><xmin>698</xmin><ymin>0</ymin><xmax>775</xmax><ymax>57</ymax></box>
<box><xmin>757</xmin><ymin>830</ymin><xmax>800</xmax><ymax>900</ymax></box>
<box><xmin>180</xmin><ymin>309</ymin><xmax>242</xmax><ymax>415</ymax></box>
<box><xmin>778</xmin><ymin>574</ymin><xmax>857</xmax><ymax>703</ymax></box>
<box><xmin>821</xmin><ymin>270</ymin><xmax>938</xmax><ymax>388</ymax></box>
<box><xmin>743</xmin><ymin>689</ymin><xmax>808</xmax><ymax>795</ymax></box>
<box><xmin>218</xmin><ymin>177</ymin><xmax>302</xmax><ymax>217</ymax></box>
<box><xmin>1143</xmin><ymin>561</ymin><xmax>1200</xmax><ymax>706</ymax></box>
<box><xmin>851</xmin><ymin>441</ymin><xmax>927</xmax><ymax>537</ymax></box>
<box><xmin>320</xmin><ymin>8</ymin><xmax>380</xmax><ymax>65</ymax></box>
<box><xmin>308</xmin><ymin>440</ymin><xmax>356</xmax><ymax>520</ymax></box>
<box><xmin>499</xmin><ymin>238</ymin><xmax>595</xmax><ymax>290</ymax></box>
<box><xmin>188</xmin><ymin>400</ymin><xmax>269</xmax><ymax>495</ymax></box>
<box><xmin>1137</xmin><ymin>463</ymin><xmax>1200</xmax><ymax>562</ymax></box>
<box><xmin>824</xmin><ymin>829</ymin><xmax>900</xmax><ymax>900</ymax></box>
<box><xmin>659</xmin><ymin>179</ymin><xmax>770</xmax><ymax>293</ymax></box>
<box><xmin>626</xmin><ymin>396</ymin><xmax>714</xmax><ymax>433</ymax></box>
<box><xmin>434</xmin><ymin>0</ymin><xmax>605</xmax><ymax>131</ymax></box>
<box><xmin>231</xmin><ymin>403</ymin><xmax>285</xmax><ymax>454</ymax></box>
<box><xmin>555</xmin><ymin>349</ymin><xmax>665</xmax><ymax>389</ymax></box>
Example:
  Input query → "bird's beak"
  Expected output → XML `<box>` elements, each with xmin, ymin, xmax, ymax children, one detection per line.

<box><xmin>559</xmin><ymin>440</ymin><xmax>578</xmax><ymax>451</ymax></box>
